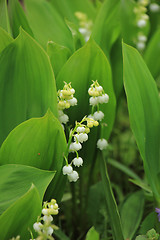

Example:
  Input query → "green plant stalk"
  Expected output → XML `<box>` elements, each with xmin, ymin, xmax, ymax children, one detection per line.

<box><xmin>100</xmin><ymin>152</ymin><xmax>124</xmax><ymax>240</ymax></box>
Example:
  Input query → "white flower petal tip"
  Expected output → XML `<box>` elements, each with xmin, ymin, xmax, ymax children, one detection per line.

<box><xmin>97</xmin><ymin>139</ymin><xmax>108</xmax><ymax>150</ymax></box>
<box><xmin>68</xmin><ymin>170</ymin><xmax>79</xmax><ymax>182</ymax></box>
<box><xmin>33</xmin><ymin>222</ymin><xmax>43</xmax><ymax>232</ymax></box>
<box><xmin>62</xmin><ymin>165</ymin><xmax>73</xmax><ymax>175</ymax></box>
<box><xmin>59</xmin><ymin>113</ymin><xmax>69</xmax><ymax>124</ymax></box>
<box><xmin>73</xmin><ymin>157</ymin><xmax>83</xmax><ymax>167</ymax></box>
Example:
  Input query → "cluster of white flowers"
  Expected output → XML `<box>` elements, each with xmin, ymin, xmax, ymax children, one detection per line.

<box><xmin>63</xmin><ymin>116</ymin><xmax>99</xmax><ymax>182</ymax></box>
<box><xmin>75</xmin><ymin>12</ymin><xmax>93</xmax><ymax>42</ymax></box>
<box><xmin>88</xmin><ymin>80</ymin><xmax>109</xmax><ymax>150</ymax></box>
<box><xmin>33</xmin><ymin>199</ymin><xmax>59</xmax><ymax>239</ymax></box>
<box><xmin>133</xmin><ymin>0</ymin><xmax>149</xmax><ymax>51</ymax></box>
<box><xmin>57</xmin><ymin>82</ymin><xmax>77</xmax><ymax>127</ymax></box>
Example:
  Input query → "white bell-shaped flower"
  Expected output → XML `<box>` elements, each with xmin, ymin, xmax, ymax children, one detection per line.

<box><xmin>62</xmin><ymin>165</ymin><xmax>73</xmax><ymax>175</ymax></box>
<box><xmin>93</xmin><ymin>111</ymin><xmax>104</xmax><ymax>121</ymax></box>
<box><xmin>33</xmin><ymin>222</ymin><xmax>43</xmax><ymax>232</ymax></box>
<box><xmin>149</xmin><ymin>3</ymin><xmax>160</xmax><ymax>12</ymax></box>
<box><xmin>74</xmin><ymin>133</ymin><xmax>88</xmax><ymax>143</ymax></box>
<box><xmin>97</xmin><ymin>139</ymin><xmax>108</xmax><ymax>150</ymax></box>
<box><xmin>136</xmin><ymin>42</ymin><xmax>145</xmax><ymax>50</ymax></box>
<box><xmin>43</xmin><ymin>215</ymin><xmax>53</xmax><ymax>222</ymax></box>
<box><xmin>68</xmin><ymin>170</ymin><xmax>79</xmax><ymax>182</ymax></box>
<box><xmin>69</xmin><ymin>142</ymin><xmax>82</xmax><ymax>152</ymax></box>
<box><xmin>76</xmin><ymin>126</ymin><xmax>85</xmax><ymax>133</ymax></box>
<box><xmin>89</xmin><ymin>97</ymin><xmax>98</xmax><ymax>106</ymax></box>
<box><xmin>73</xmin><ymin>157</ymin><xmax>83</xmax><ymax>167</ymax></box>
<box><xmin>67</xmin><ymin>97</ymin><xmax>77</xmax><ymax>106</ymax></box>
<box><xmin>137</xmin><ymin>19</ymin><xmax>147</xmax><ymax>28</ymax></box>
<box><xmin>59</xmin><ymin>113</ymin><xmax>69</xmax><ymax>124</ymax></box>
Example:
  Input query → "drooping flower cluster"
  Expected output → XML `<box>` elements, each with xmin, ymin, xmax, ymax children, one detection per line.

<box><xmin>57</xmin><ymin>82</ymin><xmax>77</xmax><ymax>127</ymax></box>
<box><xmin>134</xmin><ymin>0</ymin><xmax>149</xmax><ymax>51</ymax></box>
<box><xmin>63</xmin><ymin>116</ymin><xmax>99</xmax><ymax>182</ymax></box>
<box><xmin>33</xmin><ymin>199</ymin><xmax>59</xmax><ymax>240</ymax></box>
<box><xmin>88</xmin><ymin>80</ymin><xmax>109</xmax><ymax>151</ymax></box>
<box><xmin>75</xmin><ymin>12</ymin><xmax>93</xmax><ymax>42</ymax></box>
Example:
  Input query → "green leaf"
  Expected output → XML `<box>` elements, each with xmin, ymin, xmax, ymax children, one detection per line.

<box><xmin>100</xmin><ymin>153</ymin><xmax>124</xmax><ymax>240</ymax></box>
<box><xmin>144</xmin><ymin>28</ymin><xmax>160</xmax><ymax>79</ymax></box>
<box><xmin>65</xmin><ymin>19</ymin><xmax>85</xmax><ymax>51</ymax></box>
<box><xmin>0</xmin><ymin>184</ymin><xmax>41</xmax><ymax>240</ymax></box>
<box><xmin>8</xmin><ymin>0</ymin><xmax>34</xmax><ymax>38</ymax></box>
<box><xmin>85</xmin><ymin>227</ymin><xmax>100</xmax><ymax>240</ymax></box>
<box><xmin>50</xmin><ymin>0</ymin><xmax>96</xmax><ymax>24</ymax></box>
<box><xmin>122</xmin><ymin>43</ymin><xmax>160</xmax><ymax>198</ymax></box>
<box><xmin>92</xmin><ymin>0</ymin><xmax>120</xmax><ymax>56</ymax></box>
<box><xmin>23</xmin><ymin>0</ymin><xmax>74</xmax><ymax>50</ymax></box>
<box><xmin>0</xmin><ymin>0</ymin><xmax>11</xmax><ymax>33</ymax></box>
<box><xmin>0</xmin><ymin>27</ymin><xmax>13</xmax><ymax>53</ymax></box>
<box><xmin>0</xmin><ymin>28</ymin><xmax>58</xmax><ymax>145</ymax></box>
<box><xmin>47</xmin><ymin>41</ymin><xmax>71</xmax><ymax>78</ymax></box>
<box><xmin>120</xmin><ymin>191</ymin><xmax>145</xmax><ymax>239</ymax></box>
<box><xmin>139</xmin><ymin>213</ymin><xmax>156</xmax><ymax>235</ymax></box>
<box><xmin>129</xmin><ymin>179</ymin><xmax>152</xmax><ymax>193</ymax></box>
<box><xmin>54</xmin><ymin>229</ymin><xmax>70</xmax><ymax>240</ymax></box>
<box><xmin>87</xmin><ymin>181</ymin><xmax>108</xmax><ymax>236</ymax></box>
<box><xmin>0</xmin><ymin>110</ymin><xmax>67</xmax><ymax>200</ymax></box>
<box><xmin>0</xmin><ymin>164</ymin><xmax>55</xmax><ymax>214</ymax></box>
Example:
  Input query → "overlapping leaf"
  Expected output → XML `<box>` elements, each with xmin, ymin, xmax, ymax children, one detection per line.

<box><xmin>0</xmin><ymin>0</ymin><xmax>11</xmax><ymax>33</ymax></box>
<box><xmin>0</xmin><ymin>110</ymin><xmax>67</xmax><ymax>200</ymax></box>
<box><xmin>0</xmin><ymin>164</ymin><xmax>55</xmax><ymax>214</ymax></box>
<box><xmin>23</xmin><ymin>0</ymin><xmax>74</xmax><ymax>50</ymax></box>
<box><xmin>0</xmin><ymin>27</ymin><xmax>13</xmax><ymax>53</ymax></box>
<box><xmin>50</xmin><ymin>0</ymin><xmax>96</xmax><ymax>25</ymax></box>
<box><xmin>0</xmin><ymin>185</ymin><xmax>41</xmax><ymax>240</ymax></box>
<box><xmin>47</xmin><ymin>41</ymin><xmax>71</xmax><ymax>78</ymax></box>
<box><xmin>8</xmin><ymin>0</ymin><xmax>34</xmax><ymax>38</ymax></box>
<box><xmin>123</xmin><ymin>43</ymin><xmax>160</xmax><ymax>199</ymax></box>
<box><xmin>92</xmin><ymin>0</ymin><xmax>120</xmax><ymax>56</ymax></box>
<box><xmin>144</xmin><ymin>28</ymin><xmax>160</xmax><ymax>79</ymax></box>
<box><xmin>120</xmin><ymin>191</ymin><xmax>145</xmax><ymax>239</ymax></box>
<box><xmin>0</xmin><ymin>28</ymin><xmax>58</xmax><ymax>145</ymax></box>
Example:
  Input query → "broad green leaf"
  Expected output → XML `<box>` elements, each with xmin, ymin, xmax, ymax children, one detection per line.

<box><xmin>50</xmin><ymin>0</ymin><xmax>96</xmax><ymax>24</ymax></box>
<box><xmin>0</xmin><ymin>27</ymin><xmax>13</xmax><ymax>53</ymax></box>
<box><xmin>120</xmin><ymin>191</ymin><xmax>145</xmax><ymax>239</ymax></box>
<box><xmin>0</xmin><ymin>110</ymin><xmax>67</xmax><ymax>200</ymax></box>
<box><xmin>47</xmin><ymin>41</ymin><xmax>71</xmax><ymax>78</ymax></box>
<box><xmin>144</xmin><ymin>28</ymin><xmax>160</xmax><ymax>79</ymax></box>
<box><xmin>92</xmin><ymin>0</ymin><xmax>120</xmax><ymax>56</ymax></box>
<box><xmin>123</xmin><ymin>43</ymin><xmax>160</xmax><ymax>198</ymax></box>
<box><xmin>100</xmin><ymin>153</ymin><xmax>124</xmax><ymax>240</ymax></box>
<box><xmin>57</xmin><ymin>39</ymin><xmax>116</xmax><ymax>140</ymax></box>
<box><xmin>0</xmin><ymin>28</ymin><xmax>58</xmax><ymax>145</ymax></box>
<box><xmin>85</xmin><ymin>227</ymin><xmax>99</xmax><ymax>240</ymax></box>
<box><xmin>0</xmin><ymin>0</ymin><xmax>11</xmax><ymax>33</ymax></box>
<box><xmin>87</xmin><ymin>181</ymin><xmax>108</xmax><ymax>236</ymax></box>
<box><xmin>23</xmin><ymin>0</ymin><xmax>74</xmax><ymax>50</ymax></box>
<box><xmin>0</xmin><ymin>164</ymin><xmax>55</xmax><ymax>214</ymax></box>
<box><xmin>8</xmin><ymin>0</ymin><xmax>34</xmax><ymax>38</ymax></box>
<box><xmin>0</xmin><ymin>185</ymin><xmax>41</xmax><ymax>240</ymax></box>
